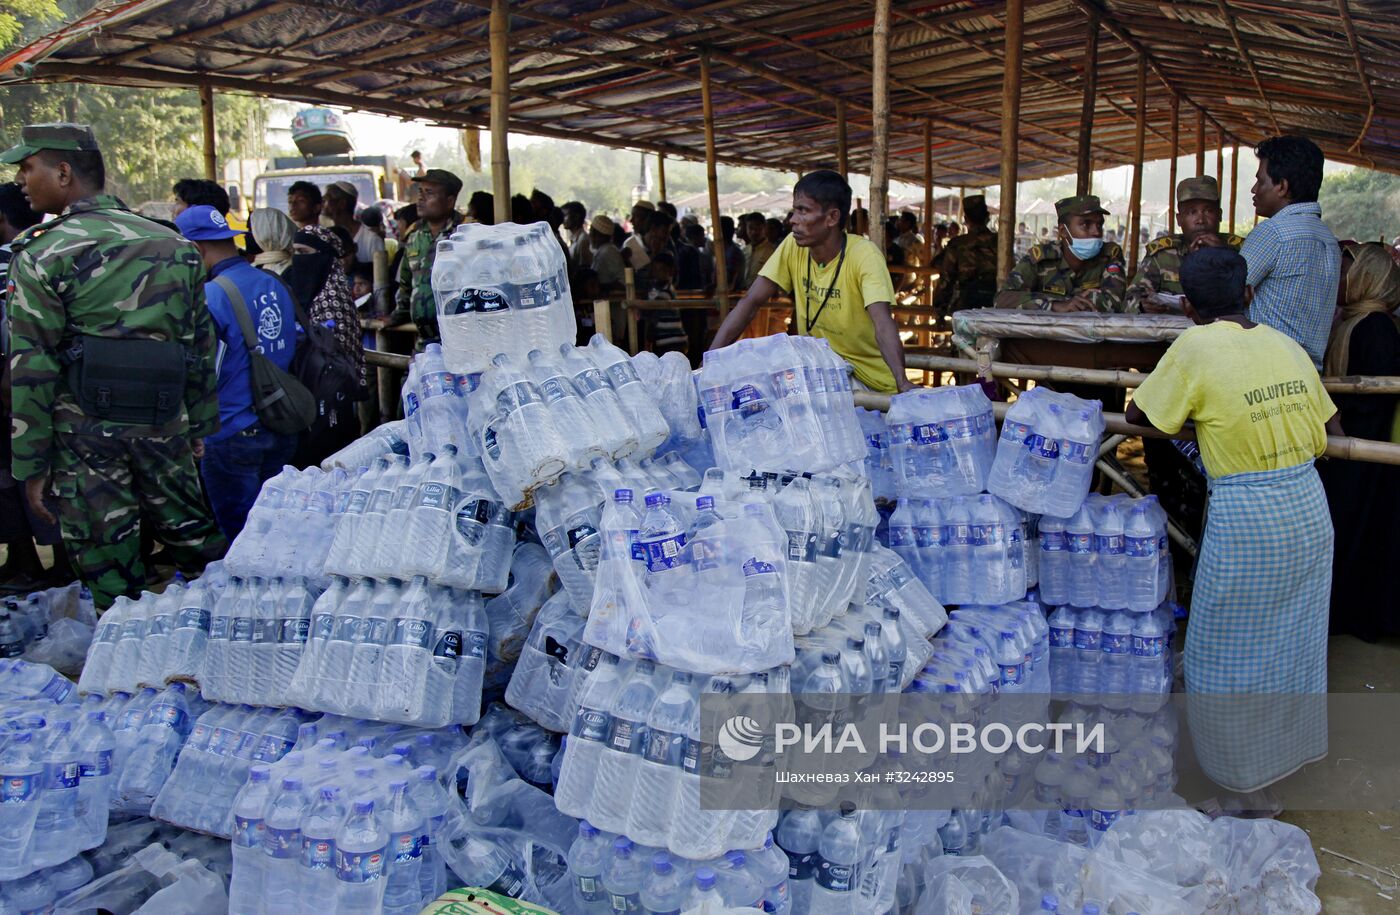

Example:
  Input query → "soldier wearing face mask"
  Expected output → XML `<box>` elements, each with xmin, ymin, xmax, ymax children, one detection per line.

<box><xmin>995</xmin><ymin>194</ymin><xmax>1127</xmax><ymax>312</ymax></box>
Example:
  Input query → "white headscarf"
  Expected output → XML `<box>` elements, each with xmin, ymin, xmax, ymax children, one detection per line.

<box><xmin>250</xmin><ymin>207</ymin><xmax>296</xmax><ymax>274</ymax></box>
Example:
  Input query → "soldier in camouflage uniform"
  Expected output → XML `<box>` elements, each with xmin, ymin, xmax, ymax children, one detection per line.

<box><xmin>391</xmin><ymin>168</ymin><xmax>464</xmax><ymax>348</ymax></box>
<box><xmin>995</xmin><ymin>194</ymin><xmax>1127</xmax><ymax>312</ymax></box>
<box><xmin>3</xmin><ymin>124</ymin><xmax>225</xmax><ymax>610</ymax></box>
<box><xmin>1124</xmin><ymin>175</ymin><xmax>1245</xmax><ymax>313</ymax></box>
<box><xmin>932</xmin><ymin>194</ymin><xmax>998</xmax><ymax>315</ymax></box>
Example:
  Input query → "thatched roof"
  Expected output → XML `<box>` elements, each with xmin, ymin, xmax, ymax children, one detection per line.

<box><xmin>3</xmin><ymin>0</ymin><xmax>1396</xmax><ymax>185</ymax></box>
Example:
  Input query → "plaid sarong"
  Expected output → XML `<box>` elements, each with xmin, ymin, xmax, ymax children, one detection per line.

<box><xmin>1185</xmin><ymin>460</ymin><xmax>1332</xmax><ymax>793</ymax></box>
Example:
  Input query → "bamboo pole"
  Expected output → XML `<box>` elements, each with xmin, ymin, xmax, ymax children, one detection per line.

<box><xmin>836</xmin><ymin>99</ymin><xmax>848</xmax><ymax>180</ymax></box>
<box><xmin>490</xmin><ymin>0</ymin><xmax>510</xmax><ymax>224</ymax></box>
<box><xmin>1167</xmin><ymin>95</ymin><xmax>1179</xmax><ymax>229</ymax></box>
<box><xmin>923</xmin><ymin>119</ymin><xmax>934</xmax><ymax>264</ymax></box>
<box><xmin>592</xmin><ymin>299</ymin><xmax>613</xmax><ymax>344</ymax></box>
<box><xmin>700</xmin><ymin>50</ymin><xmax>730</xmax><ymax>319</ymax></box>
<box><xmin>199</xmin><ymin>84</ymin><xmax>216</xmax><ymax>182</ymax></box>
<box><xmin>1229</xmin><ymin>142</ymin><xmax>1239</xmax><ymax>233</ymax></box>
<box><xmin>997</xmin><ymin>0</ymin><xmax>1024</xmax><ymax>278</ymax></box>
<box><xmin>1075</xmin><ymin>9</ymin><xmax>1098</xmax><ymax>196</ymax></box>
<box><xmin>1128</xmin><ymin>56</ymin><xmax>1147</xmax><ymax>276</ymax></box>
<box><xmin>1195</xmin><ymin>106</ymin><xmax>1206</xmax><ymax>175</ymax></box>
<box><xmin>868</xmin><ymin>0</ymin><xmax>891</xmax><ymax>256</ymax></box>
<box><xmin>656</xmin><ymin>153</ymin><xmax>666</xmax><ymax>202</ymax></box>
<box><xmin>1216</xmin><ymin>128</ymin><xmax>1225</xmax><ymax>182</ymax></box>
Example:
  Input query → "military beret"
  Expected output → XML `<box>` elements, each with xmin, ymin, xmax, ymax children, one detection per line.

<box><xmin>1176</xmin><ymin>175</ymin><xmax>1221</xmax><ymax>205</ymax></box>
<box><xmin>1054</xmin><ymin>194</ymin><xmax>1109</xmax><ymax>220</ymax></box>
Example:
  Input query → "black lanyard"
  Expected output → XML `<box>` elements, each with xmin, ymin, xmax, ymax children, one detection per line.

<box><xmin>802</xmin><ymin>235</ymin><xmax>847</xmax><ymax>334</ymax></box>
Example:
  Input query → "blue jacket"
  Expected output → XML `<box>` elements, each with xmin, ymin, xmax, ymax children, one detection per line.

<box><xmin>204</xmin><ymin>257</ymin><xmax>299</xmax><ymax>442</ymax></box>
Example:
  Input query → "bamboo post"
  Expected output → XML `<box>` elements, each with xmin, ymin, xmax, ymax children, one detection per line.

<box><xmin>199</xmin><ymin>84</ymin><xmax>216</xmax><ymax>182</ymax></box>
<box><xmin>923</xmin><ymin>119</ymin><xmax>933</xmax><ymax>264</ymax></box>
<box><xmin>592</xmin><ymin>299</ymin><xmax>613</xmax><ymax>343</ymax></box>
<box><xmin>1167</xmin><ymin>95</ymin><xmax>1179</xmax><ymax>229</ymax></box>
<box><xmin>997</xmin><ymin>0</ymin><xmax>1024</xmax><ymax>278</ymax></box>
<box><xmin>1075</xmin><ymin>10</ymin><xmax>1098</xmax><ymax>196</ymax></box>
<box><xmin>1229</xmin><ymin>142</ymin><xmax>1239</xmax><ymax>233</ymax></box>
<box><xmin>700</xmin><ymin>50</ymin><xmax>730</xmax><ymax>318</ymax></box>
<box><xmin>624</xmin><ymin>268</ymin><xmax>638</xmax><ymax>352</ymax></box>
<box><xmin>490</xmin><ymin>0</ymin><xmax>511</xmax><ymax>224</ymax></box>
<box><xmin>1128</xmin><ymin>56</ymin><xmax>1147</xmax><ymax>276</ymax></box>
<box><xmin>1195</xmin><ymin>106</ymin><xmax>1206</xmax><ymax>175</ymax></box>
<box><xmin>868</xmin><ymin>0</ymin><xmax>891</xmax><ymax>257</ymax></box>
<box><xmin>656</xmin><ymin>153</ymin><xmax>666</xmax><ymax>203</ymax></box>
<box><xmin>1216</xmin><ymin>128</ymin><xmax>1225</xmax><ymax>182</ymax></box>
<box><xmin>836</xmin><ymin>99</ymin><xmax>848</xmax><ymax>180</ymax></box>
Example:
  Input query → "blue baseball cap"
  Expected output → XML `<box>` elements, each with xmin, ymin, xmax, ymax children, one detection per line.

<box><xmin>175</xmin><ymin>204</ymin><xmax>240</xmax><ymax>241</ymax></box>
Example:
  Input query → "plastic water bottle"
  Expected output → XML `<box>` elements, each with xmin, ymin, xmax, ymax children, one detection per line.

<box><xmin>1065</xmin><ymin>506</ymin><xmax>1097</xmax><ymax>607</ymax></box>
<box><xmin>383</xmin><ymin>779</ymin><xmax>425</xmax><ymax>914</ymax></box>
<box><xmin>641</xmin><ymin>851</ymin><xmax>689</xmax><ymax>915</ymax></box>
<box><xmin>555</xmin><ymin>654</ymin><xmax>623</xmax><ymax>818</ymax></box>
<box><xmin>753</xmin><ymin>833</ymin><xmax>792</xmax><ymax>914</ymax></box>
<box><xmin>626</xmin><ymin>671</ymin><xmax>695</xmax><ymax>846</ymax></box>
<box><xmin>589</xmin><ymin>660</ymin><xmax>659</xmax><ymax>834</ymax></box>
<box><xmin>0</xmin><ymin>731</ymin><xmax>43</xmax><ymax>879</ymax></box>
<box><xmin>1094</xmin><ymin>500</ymin><xmax>1127</xmax><ymax>610</ymax></box>
<box><xmin>73</xmin><ymin>710</ymin><xmax>115</xmax><ymax>850</ymax></box>
<box><xmin>887</xmin><ymin>498</ymin><xmax>918</xmax><ymax>576</ymax></box>
<box><xmin>604</xmin><ymin>836</ymin><xmax>645</xmax><ymax>914</ymax></box>
<box><xmin>1021</xmin><ymin>402</ymin><xmax>1063</xmax><ymax>489</ymax></box>
<box><xmin>1089</xmin><ymin>770</ymin><xmax>1125</xmax><ymax>846</ymax></box>
<box><xmin>1032</xmin><ymin>756</ymin><xmax>1066</xmax><ymax>839</ymax></box>
<box><xmin>410</xmin><ymin>766</ymin><xmax>451</xmax><ymax>901</ymax></box>
<box><xmin>228</xmin><ymin>765</ymin><xmax>274</xmax><ymax>914</ymax></box>
<box><xmin>33</xmin><ymin>720</ymin><xmax>81</xmax><ymax>868</ymax></box>
<box><xmin>1039</xmin><ymin>514</ymin><xmax>1070</xmax><ymax>606</ymax></box>
<box><xmin>587</xmin><ymin>334</ymin><xmax>670</xmax><ymax>452</ymax></box>
<box><xmin>719</xmin><ymin>850</ymin><xmax>764</xmax><ymax>909</ymax></box>
<box><xmin>912</xmin><ymin>499</ymin><xmax>944</xmax><ymax>602</ymax></box>
<box><xmin>298</xmin><ymin>784</ymin><xmax>346</xmax><ymax>912</ymax></box>
<box><xmin>335</xmin><ymin>797</ymin><xmax>390</xmax><ymax>913</ymax></box>
<box><xmin>1101</xmin><ymin>610</ymin><xmax>1133</xmax><ymax>694</ymax></box>
<box><xmin>638</xmin><ymin>493</ymin><xmax>690</xmax><ymax>601</ymax></box>
<box><xmin>559</xmin><ymin>344</ymin><xmax>639</xmax><ymax>458</ymax></box>
<box><xmin>1123</xmin><ymin>503</ymin><xmax>1160</xmax><ymax>612</ymax></box>
<box><xmin>455</xmin><ymin>835</ymin><xmax>527</xmax><ymax>898</ymax></box>
<box><xmin>528</xmin><ymin>349</ymin><xmax>611</xmax><ymax>469</ymax></box>
<box><xmin>262</xmin><ymin>776</ymin><xmax>309</xmax><ymax>911</ymax></box>
<box><xmin>1061</xmin><ymin>759</ymin><xmax>1095</xmax><ymax>847</ymax></box>
<box><xmin>809</xmin><ymin>803</ymin><xmax>860</xmax><ymax>914</ymax></box>
<box><xmin>941</xmin><ymin>498</ymin><xmax>973</xmax><ymax>605</ymax></box>
<box><xmin>1131</xmin><ymin>611</ymin><xmax>1168</xmax><ymax>694</ymax></box>
<box><xmin>567</xmin><ymin>820</ymin><xmax>611</xmax><ymax>914</ymax></box>
<box><xmin>687</xmin><ymin>867</ymin><xmax>726</xmax><ymax>912</ymax></box>
<box><xmin>881</xmin><ymin>607</ymin><xmax>908</xmax><ymax>690</ymax></box>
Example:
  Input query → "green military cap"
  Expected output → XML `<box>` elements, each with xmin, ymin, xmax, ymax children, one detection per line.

<box><xmin>0</xmin><ymin>123</ymin><xmax>100</xmax><ymax>165</ymax></box>
<box><xmin>1176</xmin><ymin>175</ymin><xmax>1221</xmax><ymax>205</ymax></box>
<box><xmin>963</xmin><ymin>194</ymin><xmax>989</xmax><ymax>220</ymax></box>
<box><xmin>1054</xmin><ymin>194</ymin><xmax>1110</xmax><ymax>220</ymax></box>
<box><xmin>410</xmin><ymin>167</ymin><xmax>463</xmax><ymax>197</ymax></box>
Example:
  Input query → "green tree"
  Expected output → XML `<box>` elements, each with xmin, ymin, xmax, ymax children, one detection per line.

<box><xmin>1319</xmin><ymin>168</ymin><xmax>1400</xmax><ymax>244</ymax></box>
<box><xmin>0</xmin><ymin>0</ymin><xmax>60</xmax><ymax>48</ymax></box>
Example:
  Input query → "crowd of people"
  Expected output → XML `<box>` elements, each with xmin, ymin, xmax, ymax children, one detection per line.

<box><xmin>1</xmin><ymin>124</ymin><xmax>1397</xmax><ymax>792</ymax></box>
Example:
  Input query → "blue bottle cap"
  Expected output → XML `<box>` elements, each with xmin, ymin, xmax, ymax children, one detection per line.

<box><xmin>695</xmin><ymin>868</ymin><xmax>717</xmax><ymax>891</ymax></box>
<box><xmin>613</xmin><ymin>488</ymin><xmax>633</xmax><ymax>503</ymax></box>
<box><xmin>695</xmin><ymin>495</ymin><xmax>715</xmax><ymax>511</ymax></box>
<box><xmin>644</xmin><ymin>492</ymin><xmax>669</xmax><ymax>507</ymax></box>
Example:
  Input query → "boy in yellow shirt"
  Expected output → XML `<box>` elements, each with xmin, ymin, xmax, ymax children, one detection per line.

<box><xmin>1127</xmin><ymin>246</ymin><xmax>1340</xmax><ymax>797</ymax></box>
<box><xmin>708</xmin><ymin>170</ymin><xmax>913</xmax><ymax>394</ymax></box>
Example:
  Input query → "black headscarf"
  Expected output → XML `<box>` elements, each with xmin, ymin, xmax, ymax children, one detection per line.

<box><xmin>285</xmin><ymin>229</ymin><xmax>337</xmax><ymax>311</ymax></box>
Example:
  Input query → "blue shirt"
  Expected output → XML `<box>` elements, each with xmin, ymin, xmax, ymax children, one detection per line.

<box><xmin>1242</xmin><ymin>201</ymin><xmax>1341</xmax><ymax>369</ymax></box>
<box><xmin>203</xmin><ymin>257</ymin><xmax>299</xmax><ymax>442</ymax></box>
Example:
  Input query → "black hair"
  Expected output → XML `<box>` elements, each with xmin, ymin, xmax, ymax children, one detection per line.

<box><xmin>562</xmin><ymin>201</ymin><xmax>585</xmax><ymax>220</ymax></box>
<box><xmin>172</xmin><ymin>178</ymin><xmax>230</xmax><ymax>215</ymax></box>
<box><xmin>349</xmin><ymin>264</ymin><xmax>374</xmax><ymax>284</ymax></box>
<box><xmin>548</xmin><ymin>206</ymin><xmax>563</xmax><ymax>230</ymax></box>
<box><xmin>394</xmin><ymin>203</ymin><xmax>418</xmax><ymax>225</ymax></box>
<box><xmin>467</xmin><ymin>191</ymin><xmax>494</xmax><ymax>225</ymax></box>
<box><xmin>1180</xmin><ymin>246</ymin><xmax>1249</xmax><ymax>318</ymax></box>
<box><xmin>530</xmin><ymin>189</ymin><xmax>555</xmax><ymax>210</ymax></box>
<box><xmin>511</xmin><ymin>193</ymin><xmax>533</xmax><ymax>225</ymax></box>
<box><xmin>657</xmin><ymin>201</ymin><xmax>677</xmax><ymax>220</ymax></box>
<box><xmin>1254</xmin><ymin>135</ymin><xmax>1324</xmax><ymax>204</ymax></box>
<box><xmin>39</xmin><ymin>149</ymin><xmax>105</xmax><ymax>191</ymax></box>
<box><xmin>766</xmin><ymin>217</ymin><xmax>786</xmax><ymax>240</ymax></box>
<box><xmin>792</xmin><ymin>169</ymin><xmax>851</xmax><ymax>230</ymax></box>
<box><xmin>411</xmin><ymin>149</ymin><xmax>422</xmax><ymax>159</ymax></box>
<box><xmin>898</xmin><ymin>211</ymin><xmax>918</xmax><ymax>230</ymax></box>
<box><xmin>0</xmin><ymin>182</ymin><xmax>41</xmax><ymax>232</ymax></box>
<box><xmin>720</xmin><ymin>214</ymin><xmax>735</xmax><ymax>242</ymax></box>
<box><xmin>358</xmin><ymin>206</ymin><xmax>384</xmax><ymax>229</ymax></box>
<box><xmin>287</xmin><ymin>180</ymin><xmax>322</xmax><ymax>206</ymax></box>
<box><xmin>683</xmin><ymin>222</ymin><xmax>706</xmax><ymax>244</ymax></box>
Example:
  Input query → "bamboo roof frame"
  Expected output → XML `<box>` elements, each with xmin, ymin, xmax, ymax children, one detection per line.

<box><xmin>3</xmin><ymin>0</ymin><xmax>1400</xmax><ymax>186</ymax></box>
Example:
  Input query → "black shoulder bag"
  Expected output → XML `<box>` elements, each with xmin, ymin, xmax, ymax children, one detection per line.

<box><xmin>213</xmin><ymin>275</ymin><xmax>316</xmax><ymax>436</ymax></box>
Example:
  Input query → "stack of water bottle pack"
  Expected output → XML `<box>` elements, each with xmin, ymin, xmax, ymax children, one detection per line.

<box><xmin>432</xmin><ymin>220</ymin><xmax>577</xmax><ymax>376</ymax></box>
<box><xmin>772</xmin><ymin>800</ymin><xmax>913</xmax><ymax>914</ymax></box>
<box><xmin>223</xmin><ymin>465</ymin><xmax>356</xmax><ymax>582</ymax></box>
<box><xmin>887</xmin><ymin>493</ymin><xmax>1036</xmax><ymax>608</ymax></box>
<box><xmin>1038</xmin><ymin>493</ymin><xmax>1173</xmax><ymax>614</ymax></box>
<box><xmin>225</xmin><ymin>717</ymin><xmax>462</xmax><ymax>915</ymax></box>
<box><xmin>466</xmin><ymin>336</ymin><xmax>683</xmax><ymax>507</ymax></box>
<box><xmin>855</xmin><ymin>408</ymin><xmax>897</xmax><ymax>502</ymax></box>
<box><xmin>697</xmin><ymin>333</ymin><xmax>867</xmax><ymax>475</ymax></box>
<box><xmin>2</xmin><ymin>582</ymin><xmax>97</xmax><ymax>678</ymax></box>
<box><xmin>988</xmin><ymin>385</ymin><xmax>1106</xmax><ymax>517</ymax></box>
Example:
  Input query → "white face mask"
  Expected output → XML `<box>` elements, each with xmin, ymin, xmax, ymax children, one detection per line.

<box><xmin>1061</xmin><ymin>228</ymin><xmax>1103</xmax><ymax>260</ymax></box>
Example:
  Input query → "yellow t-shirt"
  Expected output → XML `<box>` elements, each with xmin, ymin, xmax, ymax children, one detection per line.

<box><xmin>760</xmin><ymin>232</ymin><xmax>898</xmax><ymax>393</ymax></box>
<box><xmin>1132</xmin><ymin>321</ymin><xmax>1336</xmax><ymax>478</ymax></box>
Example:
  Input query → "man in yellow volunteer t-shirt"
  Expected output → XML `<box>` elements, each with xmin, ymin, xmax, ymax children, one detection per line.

<box><xmin>708</xmin><ymin>170</ymin><xmax>913</xmax><ymax>394</ymax></box>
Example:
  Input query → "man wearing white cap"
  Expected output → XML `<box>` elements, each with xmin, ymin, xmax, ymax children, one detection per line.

<box><xmin>590</xmin><ymin>214</ymin><xmax>625</xmax><ymax>292</ymax></box>
<box><xmin>324</xmin><ymin>180</ymin><xmax>383</xmax><ymax>271</ymax></box>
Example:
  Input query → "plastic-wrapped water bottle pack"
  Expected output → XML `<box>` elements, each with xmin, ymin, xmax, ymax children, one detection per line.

<box><xmin>886</xmin><ymin>384</ymin><xmax>997</xmax><ymax>499</ymax></box>
<box><xmin>887</xmin><ymin>493</ymin><xmax>1037</xmax><ymax>608</ymax></box>
<box><xmin>987</xmin><ymin>386</ymin><xmax>1105</xmax><ymax>517</ymax></box>
<box><xmin>1039</xmin><ymin>494</ymin><xmax>1173</xmax><ymax>613</ymax></box>
<box><xmin>1047</xmin><ymin>602</ymin><xmax>1176</xmax><ymax>698</ymax></box>
<box><xmin>856</xmin><ymin>408</ymin><xmax>897</xmax><ymax>502</ymax></box>
<box><xmin>432</xmin><ymin>220</ymin><xmax>577</xmax><ymax>376</ymax></box>
<box><xmin>555</xmin><ymin>657</ymin><xmax>790</xmax><ymax>861</ymax></box>
<box><xmin>2</xmin><ymin>582</ymin><xmax>97</xmax><ymax>678</ymax></box>
<box><xmin>504</xmin><ymin>592</ymin><xmax>590</xmax><ymax>734</ymax></box>
<box><xmin>697</xmin><ymin>334</ymin><xmax>866</xmax><ymax>475</ymax></box>
<box><xmin>222</xmin><ymin>466</ymin><xmax>351</xmax><ymax>581</ymax></box>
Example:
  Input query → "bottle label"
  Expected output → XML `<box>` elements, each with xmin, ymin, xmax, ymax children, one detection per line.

<box><xmin>391</xmin><ymin>483</ymin><xmax>417</xmax><ymax>511</ymax></box>
<box><xmin>1091</xmin><ymin>808</ymin><xmax>1121</xmax><ymax>832</ymax></box>
<box><xmin>1132</xmin><ymin>635</ymin><xmax>1165</xmax><ymax>659</ymax></box>
<box><xmin>1067</xmin><ymin>532</ymin><xmax>1094</xmax><ymax>556</ymax></box>
<box><xmin>945</xmin><ymin>414</ymin><xmax>985</xmax><ymax>440</ymax></box>
<box><xmin>572</xmin><ymin>368</ymin><xmax>608</xmax><ymax>397</ymax></box>
<box><xmin>1041</xmin><ymin>530</ymin><xmax>1067</xmax><ymax>553</ymax></box>
<box><xmin>642</xmin><ymin>727</ymin><xmax>687</xmax><ymax>767</ymax></box>
<box><xmin>607</xmin><ymin>890</ymin><xmax>639</xmax><ymax>913</ymax></box>
<box><xmin>888</xmin><ymin>659</ymin><xmax>904</xmax><ymax>687</ymax></box>
<box><xmin>771</xmin><ymin>367</ymin><xmax>812</xmax><ymax>397</ymax></box>
<box><xmin>150</xmin><ymin>702</ymin><xmax>189</xmax><ymax>732</ymax></box>
<box><xmin>265</xmin><ymin>824</ymin><xmax>301</xmax><ymax>859</ymax></box>
<box><xmin>77</xmin><ymin>748</ymin><xmax>113</xmax><ymax>780</ymax></box>
<box><xmin>785</xmin><ymin>529</ymin><xmax>818</xmax><ymax>563</ymax></box>
<box><xmin>821</xmin><ymin>531</ymin><xmax>843</xmax><ymax>559</ymax></box>
<box><xmin>731</xmin><ymin>383</ymin><xmax>770</xmax><ymax>418</ymax></box>
<box><xmin>280</xmin><ymin>617</ymin><xmax>311</xmax><ymax>645</ymax></box>
<box><xmin>643</xmin><ymin>533</ymin><xmax>688</xmax><ymax>572</ymax></box>
<box><xmin>1073</xmin><ymin>629</ymin><xmax>1102</xmax><ymax>651</ymax></box>
<box><xmin>490</xmin><ymin>861</ymin><xmax>527</xmax><ymax>898</ymax></box>
<box><xmin>0</xmin><ymin>639</ymin><xmax>22</xmax><ymax>659</ymax></box>
<box><xmin>575</xmin><ymin>875</ymin><xmax>606</xmax><ymax>903</ymax></box>
<box><xmin>230</xmin><ymin>617</ymin><xmax>254</xmax><ymax>642</ymax></box>
<box><xmin>1102</xmin><ymin>631</ymin><xmax>1131</xmax><ymax>655</ymax></box>
<box><xmin>889</xmin><ymin>526</ymin><xmax>913</xmax><ymax>549</ymax></box>
<box><xmin>367</xmin><ymin>488</ymin><xmax>395</xmax><ymax>514</ymax></box>
<box><xmin>95</xmin><ymin>620</ymin><xmax>120</xmax><ymax>644</ymax></box>
<box><xmin>913</xmin><ymin>524</ymin><xmax>938</xmax><ymax>549</ymax></box>
<box><xmin>147</xmin><ymin>614</ymin><xmax>171</xmax><ymax>637</ymax></box>
<box><xmin>786</xmin><ymin>848</ymin><xmax>817</xmax><ymax>882</ymax></box>
<box><xmin>253</xmin><ymin>618</ymin><xmax>279</xmax><ymax>644</ymax></box>
<box><xmin>1094</xmin><ymin>534</ymin><xmax>1125</xmax><ymax>556</ymax></box>
<box><xmin>1001</xmin><ymin>419</ymin><xmax>1032</xmax><ymax>444</ymax></box>
<box><xmin>413</xmin><ymin>482</ymin><xmax>459</xmax><ymax>511</ymax></box>
<box><xmin>999</xmin><ymin>662</ymin><xmax>1025</xmax><ymax>686</ymax></box>
<box><xmin>389</xmin><ymin>829</ymin><xmax>421</xmax><ymax>863</ymax></box>
<box><xmin>910</xmin><ymin>421</ymin><xmax>949</xmax><ymax>444</ymax></box>
<box><xmin>579</xmin><ymin>646</ymin><xmax>604</xmax><ymax>673</ymax></box>
<box><xmin>1125</xmin><ymin>535</ymin><xmax>1156</xmax><ymax>558</ymax></box>
<box><xmin>1</xmin><ymin>773</ymin><xmax>38</xmax><ymax>802</ymax></box>
<box><xmin>1025</xmin><ymin>433</ymin><xmax>1060</xmax><ymax>461</ymax></box>
<box><xmin>345</xmin><ymin>490</ymin><xmax>370</xmax><ymax>515</ymax></box>
<box><xmin>606</xmin><ymin>715</ymin><xmax>646</xmax><ymax>754</ymax></box>
<box><xmin>700</xmin><ymin>385</ymin><xmax>729</xmax><ymax>417</ymax></box>
<box><xmin>605</xmin><ymin>361</ymin><xmax>641</xmax><ymax>388</ymax></box>
<box><xmin>312</xmin><ymin>613</ymin><xmax>335</xmax><ymax>642</ymax></box>
<box><xmin>120</xmin><ymin>618</ymin><xmax>147</xmax><ymax>642</ymax></box>
<box><xmin>574</xmin><ymin>706</ymin><xmax>612</xmax><ymax>743</ymax></box>
<box><xmin>207</xmin><ymin>727</ymin><xmax>236</xmax><ymax>758</ymax></box>
<box><xmin>404</xmin><ymin>390</ymin><xmax>420</xmax><ymax>417</ymax></box>
<box><xmin>421</xmin><ymin>370</ymin><xmax>455</xmax><ymax>399</ymax></box>
<box><xmin>253</xmin><ymin>735</ymin><xmax>294</xmax><ymax>763</ymax></box>
<box><xmin>539</xmin><ymin>376</ymin><xmax>571</xmax><ymax>403</ymax></box>
<box><xmin>44</xmin><ymin>760</ymin><xmax>79</xmax><ymax>791</ymax></box>
<box><xmin>176</xmin><ymin>607</ymin><xmax>212</xmax><ymax>632</ymax></box>
<box><xmin>232</xmin><ymin>815</ymin><xmax>264</xmax><ymax>849</ymax></box>
<box><xmin>1049</xmin><ymin>625</ymin><xmax>1074</xmax><ymax>649</ymax></box>
<box><xmin>454</xmin><ymin>498</ymin><xmax>500</xmax><ymax>544</ymax></box>
<box><xmin>692</xmin><ymin>536</ymin><xmax>722</xmax><ymax>572</ymax></box>
<box><xmin>301</xmin><ymin>835</ymin><xmax>335</xmax><ymax>871</ymax></box>
<box><xmin>334</xmin><ymin>845</ymin><xmax>387</xmax><ymax>884</ymax></box>
<box><xmin>1063</xmin><ymin>440</ymin><xmax>1094</xmax><ymax>465</ymax></box>
<box><xmin>461</xmin><ymin>629</ymin><xmax>487</xmax><ymax>660</ymax></box>
<box><xmin>355</xmin><ymin>616</ymin><xmax>389</xmax><ymax>645</ymax></box>
<box><xmin>209</xmin><ymin>615</ymin><xmax>230</xmax><ymax>640</ymax></box>
<box><xmin>433</xmin><ymin>629</ymin><xmax>464</xmax><ymax>660</ymax></box>
<box><xmin>391</xmin><ymin>618</ymin><xmax>433</xmax><ymax>649</ymax></box>
<box><xmin>814</xmin><ymin>857</ymin><xmax>854</xmax><ymax>893</ymax></box>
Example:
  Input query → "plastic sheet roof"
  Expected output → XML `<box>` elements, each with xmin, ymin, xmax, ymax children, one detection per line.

<box><xmin>4</xmin><ymin>0</ymin><xmax>1398</xmax><ymax>186</ymax></box>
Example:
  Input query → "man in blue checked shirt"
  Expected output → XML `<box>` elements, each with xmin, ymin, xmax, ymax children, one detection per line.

<box><xmin>1242</xmin><ymin>135</ymin><xmax>1341</xmax><ymax>369</ymax></box>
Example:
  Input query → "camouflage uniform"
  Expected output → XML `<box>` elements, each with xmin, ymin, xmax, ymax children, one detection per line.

<box><xmin>932</xmin><ymin>224</ymin><xmax>998</xmax><ymax>314</ymax></box>
<box><xmin>3</xmin><ymin>124</ymin><xmax>225</xmax><ymax>609</ymax></box>
<box><xmin>392</xmin><ymin>168</ymin><xmax>465</xmax><ymax>349</ymax></box>
<box><xmin>1124</xmin><ymin>177</ymin><xmax>1245</xmax><ymax>313</ymax></box>
<box><xmin>996</xmin><ymin>195</ymin><xmax>1127</xmax><ymax>312</ymax></box>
